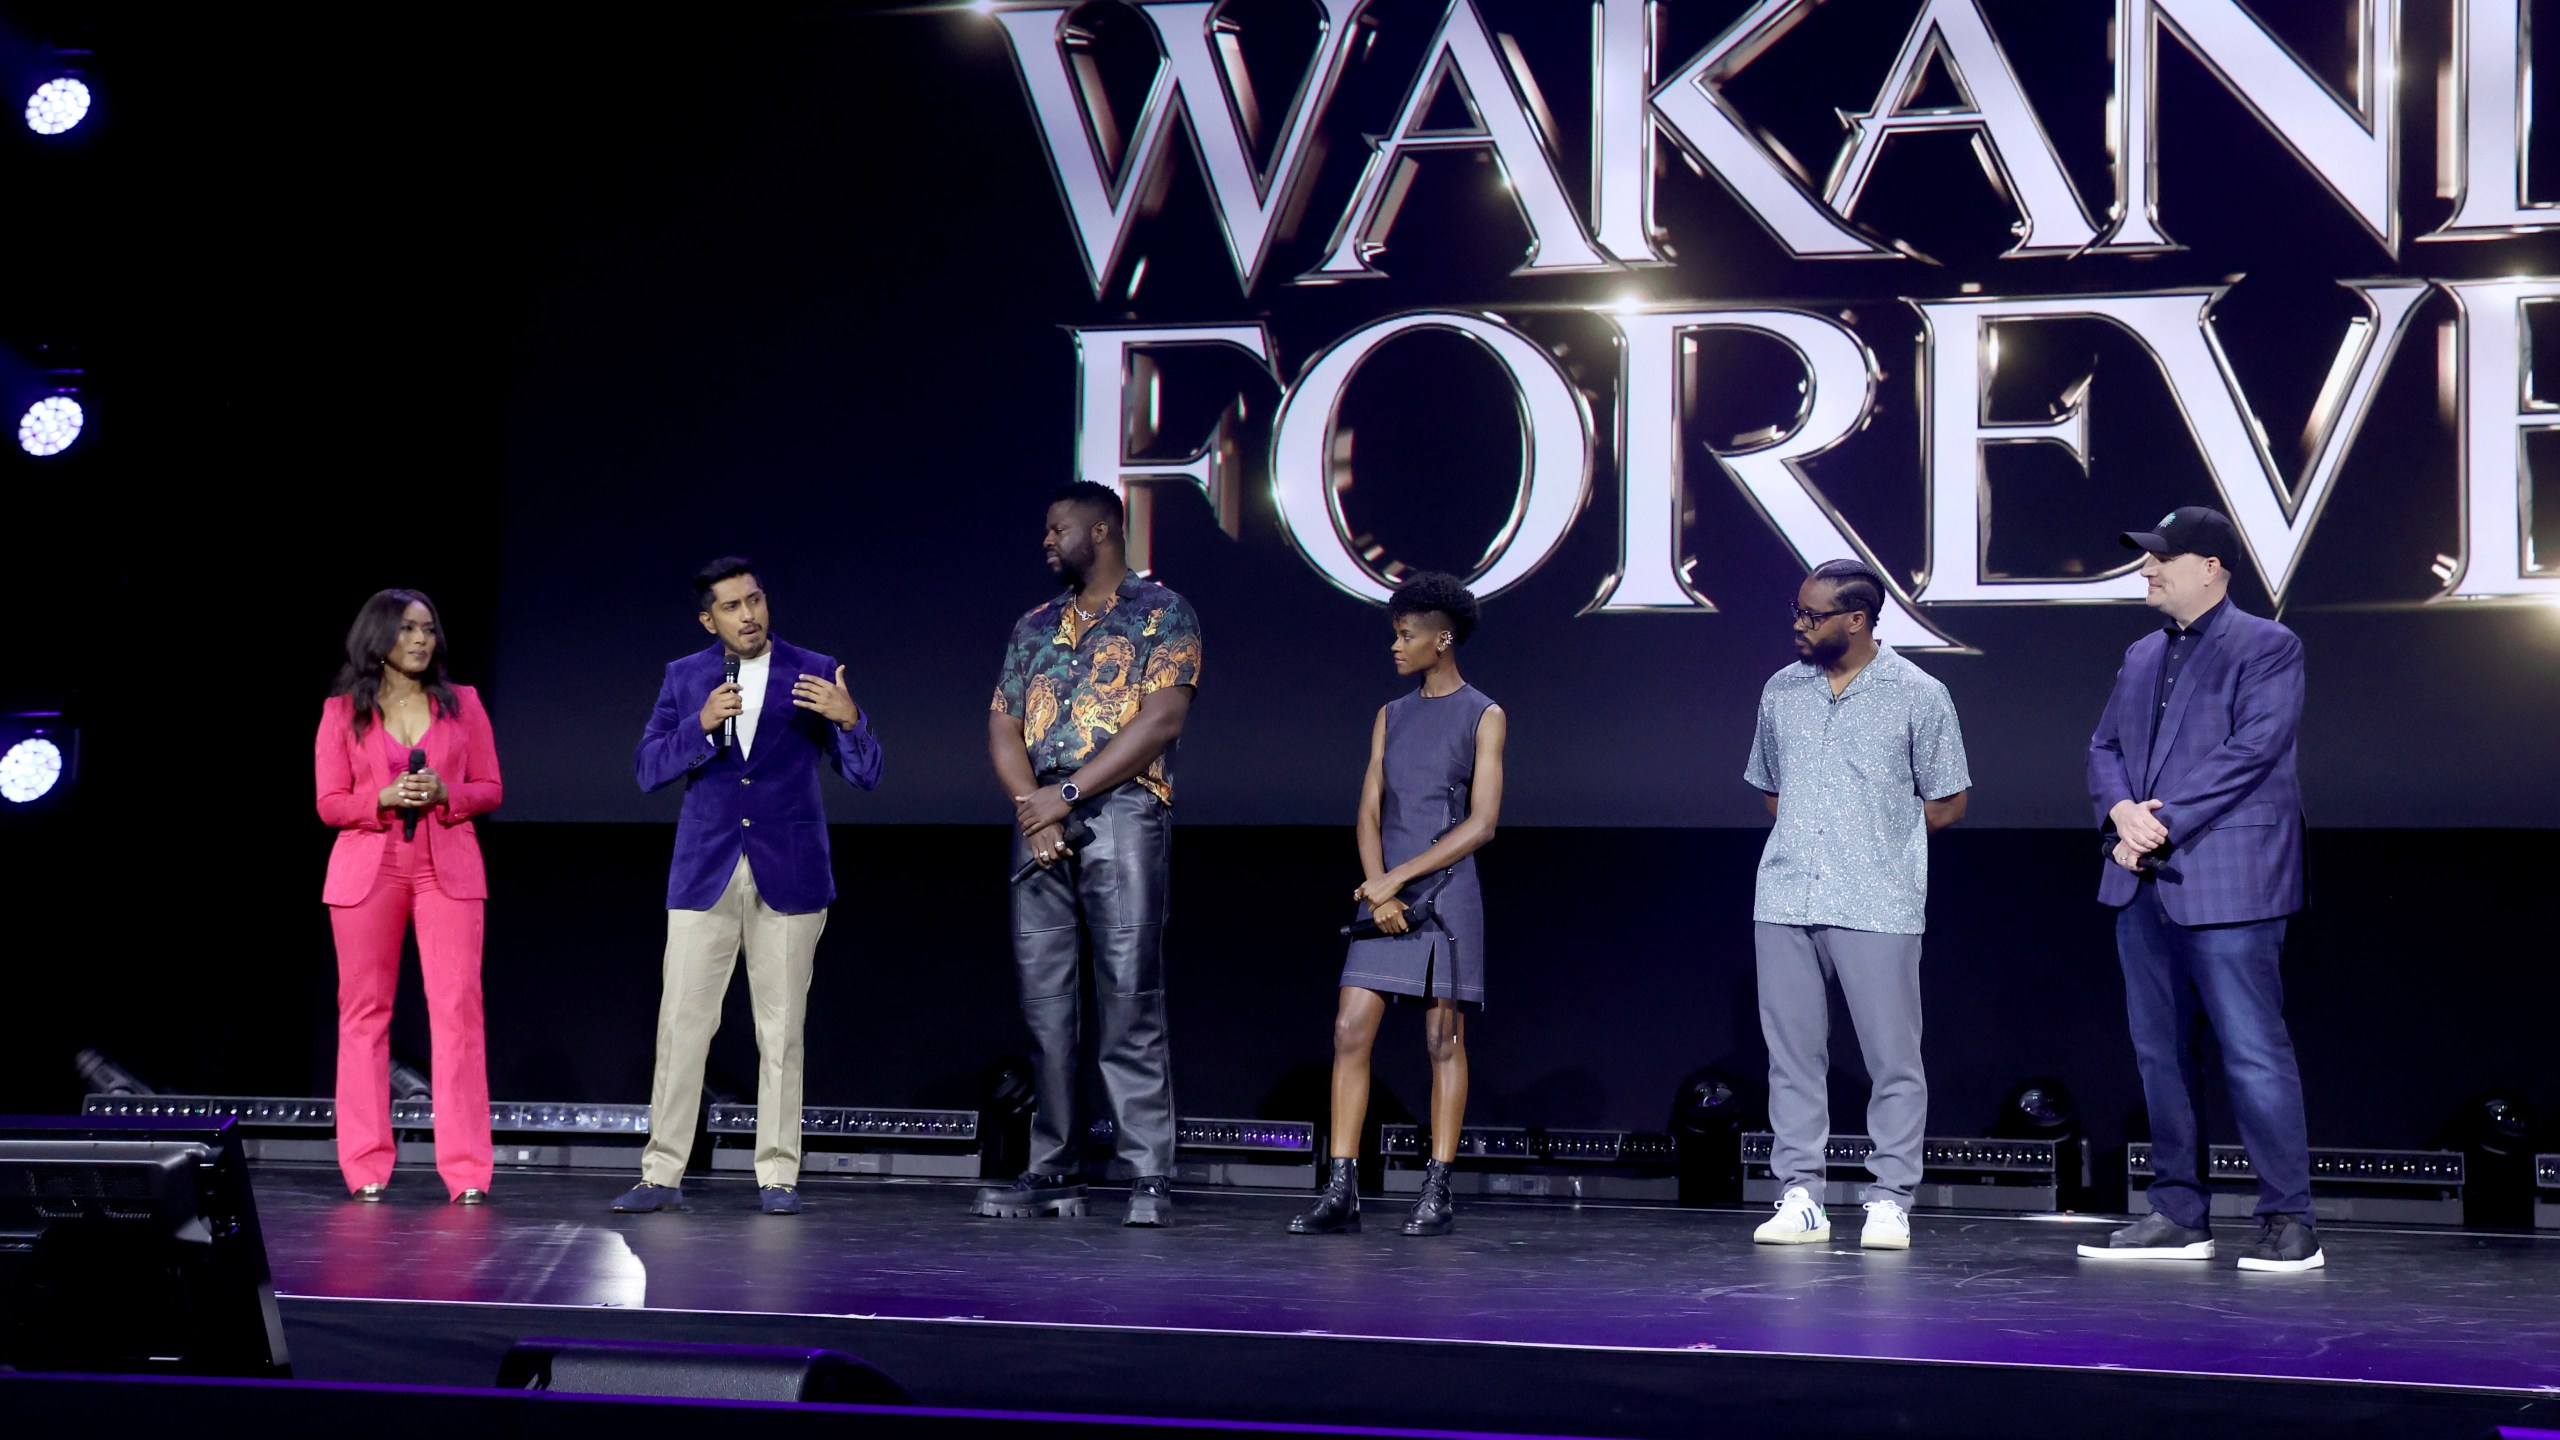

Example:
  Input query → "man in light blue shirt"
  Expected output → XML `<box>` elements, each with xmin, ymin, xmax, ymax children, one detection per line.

<box><xmin>1742</xmin><ymin>560</ymin><xmax>1970</xmax><ymax>1250</ymax></box>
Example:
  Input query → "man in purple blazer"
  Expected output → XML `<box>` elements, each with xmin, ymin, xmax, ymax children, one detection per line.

<box><xmin>611</xmin><ymin>557</ymin><xmax>883</xmax><ymax>1217</ymax></box>
<box><xmin>2076</xmin><ymin>507</ymin><xmax>2321</xmax><ymax>1273</ymax></box>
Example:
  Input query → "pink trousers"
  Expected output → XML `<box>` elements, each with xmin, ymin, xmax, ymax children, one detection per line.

<box><xmin>328</xmin><ymin>829</ymin><xmax>491</xmax><ymax>1197</ymax></box>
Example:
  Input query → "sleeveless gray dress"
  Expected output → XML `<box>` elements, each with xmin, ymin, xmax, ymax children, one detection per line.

<box><xmin>1340</xmin><ymin>683</ymin><xmax>1493</xmax><ymax>1010</ymax></box>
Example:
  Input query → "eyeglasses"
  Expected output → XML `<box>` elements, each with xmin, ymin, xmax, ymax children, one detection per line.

<box><xmin>1788</xmin><ymin>604</ymin><xmax>1853</xmax><ymax>627</ymax></box>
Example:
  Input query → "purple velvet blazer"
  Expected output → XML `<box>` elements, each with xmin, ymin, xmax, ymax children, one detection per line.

<box><xmin>635</xmin><ymin>638</ymin><xmax>882</xmax><ymax>913</ymax></box>
<box><xmin>2088</xmin><ymin>602</ymin><xmax>2306</xmax><ymax>926</ymax></box>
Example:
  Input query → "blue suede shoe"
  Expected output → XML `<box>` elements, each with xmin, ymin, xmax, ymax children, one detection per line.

<box><xmin>608</xmin><ymin>1181</ymin><xmax>682</xmax><ymax>1213</ymax></box>
<box><xmin>760</xmin><ymin>1185</ymin><xmax>803</xmax><ymax>1216</ymax></box>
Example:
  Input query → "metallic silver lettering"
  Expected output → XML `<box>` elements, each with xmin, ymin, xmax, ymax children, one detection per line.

<box><xmin>1914</xmin><ymin>283</ymin><xmax>2426</xmax><ymax>604</ymax></box>
<box><xmin>2439</xmin><ymin>278</ymin><xmax>2560</xmax><ymax>599</ymax></box>
<box><xmin>2428</xmin><ymin>0</ymin><xmax>2558</xmax><ymax>238</ymax></box>
<box><xmin>1312</xmin><ymin>0</ymin><xmax>1613</xmax><ymax>279</ymax></box>
<box><xmin>1590</xmin><ymin>0</ymin><xmax>1670</xmax><ymax>265</ymax></box>
<box><xmin>996</xmin><ymin>1</ymin><xmax>1368</xmax><ymax>297</ymax></box>
<box><xmin>1071</xmin><ymin>324</ymin><xmax>1278</xmax><ymax>574</ymax></box>
<box><xmin>2106</xmin><ymin>0</ymin><xmax>2402</xmax><ymax>253</ymax></box>
<box><xmin>1594</xmin><ymin>307</ymin><xmax>1964</xmax><ymax>649</ymax></box>
<box><xmin>1647</xmin><ymin>0</ymin><xmax>1892</xmax><ymax>259</ymax></box>
<box><xmin>1825</xmin><ymin>0</ymin><xmax>2101</xmax><ymax>257</ymax></box>
<box><xmin>1269</xmin><ymin>311</ymin><xmax>1594</xmax><ymax>600</ymax></box>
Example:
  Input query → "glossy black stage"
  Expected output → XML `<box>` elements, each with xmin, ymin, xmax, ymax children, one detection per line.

<box><xmin>246</xmin><ymin>1163</ymin><xmax>2557</xmax><ymax>1439</ymax></box>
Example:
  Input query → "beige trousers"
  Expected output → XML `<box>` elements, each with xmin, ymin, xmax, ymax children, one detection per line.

<box><xmin>640</xmin><ymin>853</ymin><xmax>825</xmax><ymax>1187</ymax></box>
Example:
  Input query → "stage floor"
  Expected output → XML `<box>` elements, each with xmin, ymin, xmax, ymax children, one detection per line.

<box><xmin>256</xmin><ymin>1164</ymin><xmax>2560</xmax><ymax>1438</ymax></box>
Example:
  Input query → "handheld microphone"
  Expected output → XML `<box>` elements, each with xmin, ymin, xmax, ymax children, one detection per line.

<box><xmin>1010</xmin><ymin>816</ymin><xmax>1096</xmax><ymax>884</ymax></box>
<box><xmin>1342</xmin><ymin>899</ymin><xmax>1435</xmax><ymax>941</ymax></box>
<box><xmin>722</xmin><ymin>652</ymin><xmax>741</xmax><ymax>750</ymax></box>
<box><xmin>402</xmin><ymin>748</ymin><xmax>427</xmax><ymax>841</ymax></box>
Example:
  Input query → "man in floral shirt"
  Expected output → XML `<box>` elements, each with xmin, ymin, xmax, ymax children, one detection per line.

<box><xmin>979</xmin><ymin>482</ymin><xmax>1201</xmax><ymax>1227</ymax></box>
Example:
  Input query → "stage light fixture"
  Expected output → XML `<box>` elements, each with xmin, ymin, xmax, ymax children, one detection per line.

<box><xmin>1082</xmin><ymin>1114</ymin><xmax>1319</xmax><ymax>1186</ymax></box>
<box><xmin>1740</xmin><ymin>1132</ymin><xmax>2063</xmax><ymax>1211</ymax></box>
<box><xmin>0</xmin><ymin>715</ymin><xmax>75</xmax><ymax>808</ymax></box>
<box><xmin>712</xmin><ymin>1103</ymin><xmax>983</xmax><ymax>1178</ymax></box>
<box><xmin>22</xmin><ymin>77</ymin><xmax>89</xmax><ymax>136</ymax></box>
<box><xmin>1382</xmin><ymin>1124</ymin><xmax>1681</xmax><ymax>1201</ymax></box>
<box><xmin>1993</xmin><ymin>1075</ymin><xmax>2092</xmax><ymax>1206</ymax></box>
<box><xmin>2438</xmin><ymin>1089</ymin><xmax>2541</xmax><ymax>1228</ymax></box>
<box><xmin>0</xmin><ymin>737</ymin><xmax>63</xmax><ymax>802</ymax></box>
<box><xmin>80</xmin><ymin>1095</ymin><xmax>657</xmax><ymax>1171</ymax></box>
<box><xmin>1993</xmin><ymin>1077</ymin><xmax>2079</xmax><ymax>1137</ymax></box>
<box><xmin>2126</xmin><ymin>1142</ymin><xmax>2466</xmax><ymax>1224</ymax></box>
<box><xmin>72</xmin><ymin>1048</ymin><xmax>154</xmax><ymax>1097</ymax></box>
<box><xmin>1668</xmin><ymin>1065</ymin><xmax>1763</xmax><ymax>1204</ymax></box>
<box><xmin>17</xmin><ymin>394</ymin><xmax>83</xmax><ymax>456</ymax></box>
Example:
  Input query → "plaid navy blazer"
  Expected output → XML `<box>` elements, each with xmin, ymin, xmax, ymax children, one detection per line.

<box><xmin>2088</xmin><ymin>601</ymin><xmax>2306</xmax><ymax>926</ymax></box>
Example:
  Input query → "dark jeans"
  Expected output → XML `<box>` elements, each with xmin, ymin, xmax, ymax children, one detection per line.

<box><xmin>2115</xmin><ymin>881</ymin><xmax>2311</xmax><ymax>1227</ymax></box>
<box><xmin>1010</xmin><ymin>783</ymin><xmax>1176</xmax><ymax>1177</ymax></box>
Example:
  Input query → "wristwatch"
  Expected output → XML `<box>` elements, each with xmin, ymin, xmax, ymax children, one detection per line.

<box><xmin>1058</xmin><ymin>780</ymin><xmax>1082</xmax><ymax>804</ymax></box>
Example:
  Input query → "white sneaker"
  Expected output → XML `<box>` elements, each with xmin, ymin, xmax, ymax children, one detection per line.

<box><xmin>1860</xmin><ymin>1198</ymin><xmax>1910</xmax><ymax>1250</ymax></box>
<box><xmin>1752</xmin><ymin>1185</ymin><xmax>1831</xmax><ymax>1244</ymax></box>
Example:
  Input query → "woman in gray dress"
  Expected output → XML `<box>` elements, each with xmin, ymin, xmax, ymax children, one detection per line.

<box><xmin>1291</xmin><ymin>573</ymin><xmax>1507</xmax><ymax>1237</ymax></box>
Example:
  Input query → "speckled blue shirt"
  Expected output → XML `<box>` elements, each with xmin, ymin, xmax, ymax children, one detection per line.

<box><xmin>1743</xmin><ymin>644</ymin><xmax>1972</xmax><ymax>935</ymax></box>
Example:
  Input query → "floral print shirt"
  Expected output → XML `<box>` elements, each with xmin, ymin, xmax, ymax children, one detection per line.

<box><xmin>992</xmin><ymin>575</ymin><xmax>1203</xmax><ymax>805</ymax></box>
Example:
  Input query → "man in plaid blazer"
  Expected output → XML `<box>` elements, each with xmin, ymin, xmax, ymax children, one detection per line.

<box><xmin>2077</xmin><ymin>507</ymin><xmax>2322</xmax><ymax>1274</ymax></box>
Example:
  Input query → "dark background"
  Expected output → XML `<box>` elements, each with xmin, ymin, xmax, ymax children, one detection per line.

<box><xmin>0</xmin><ymin>2</ymin><xmax>2552</xmax><ymax>1176</ymax></box>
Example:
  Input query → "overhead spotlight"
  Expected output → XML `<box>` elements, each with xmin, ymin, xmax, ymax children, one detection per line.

<box><xmin>0</xmin><ymin>714</ymin><xmax>75</xmax><ymax>807</ymax></box>
<box><xmin>23</xmin><ymin>76</ymin><xmax>89</xmax><ymax>136</ymax></box>
<box><xmin>0</xmin><ymin>737</ymin><xmax>62</xmax><ymax>802</ymax></box>
<box><xmin>17</xmin><ymin>394</ymin><xmax>83</xmax><ymax>456</ymax></box>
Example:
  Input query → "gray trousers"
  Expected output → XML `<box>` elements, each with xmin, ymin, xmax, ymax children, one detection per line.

<box><xmin>1010</xmin><ymin>783</ymin><xmax>1177</xmax><ymax>1178</ymax></box>
<box><xmin>1754</xmin><ymin>922</ymin><xmax>1926</xmax><ymax>1206</ymax></box>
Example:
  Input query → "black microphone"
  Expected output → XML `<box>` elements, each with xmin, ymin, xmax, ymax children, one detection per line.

<box><xmin>402</xmin><ymin>748</ymin><xmax>427</xmax><ymax>841</ymax></box>
<box><xmin>722</xmin><ymin>652</ymin><xmax>741</xmax><ymax>750</ymax></box>
<box><xmin>1342</xmin><ymin>899</ymin><xmax>1435</xmax><ymax>941</ymax></box>
<box><xmin>1010</xmin><ymin>816</ymin><xmax>1096</xmax><ymax>884</ymax></box>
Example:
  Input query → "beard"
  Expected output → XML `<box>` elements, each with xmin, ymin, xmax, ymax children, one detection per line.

<box><xmin>1800</xmin><ymin>630</ymin><xmax>1851</xmax><ymax>665</ymax></box>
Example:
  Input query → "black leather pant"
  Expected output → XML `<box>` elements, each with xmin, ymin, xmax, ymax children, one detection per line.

<box><xmin>1010</xmin><ymin>782</ymin><xmax>1176</xmax><ymax>1177</ymax></box>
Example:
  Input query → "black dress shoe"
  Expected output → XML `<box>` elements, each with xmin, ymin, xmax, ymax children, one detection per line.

<box><xmin>352</xmin><ymin>1183</ymin><xmax>388</xmax><ymax>1203</ymax></box>
<box><xmin>972</xmin><ymin>1171</ymin><xmax>1088</xmax><ymax>1218</ymax></box>
<box><xmin>1289</xmin><ymin>1157</ymin><xmax>1361</xmax><ymax>1235</ymax></box>
<box><xmin>760</xmin><ymin>1185</ymin><xmax>803</xmax><ymax>1216</ymax></box>
<box><xmin>452</xmin><ymin>1188</ymin><xmax>489</xmax><ymax>1206</ymax></box>
<box><xmin>608</xmin><ymin>1181</ymin><xmax>683</xmax><ymax>1213</ymax></box>
<box><xmin>1124</xmin><ymin>1175</ymin><xmax>1173</xmax><ymax>1227</ymax></box>
<box><xmin>2076</xmin><ymin>1209</ymin><xmax>2212</xmax><ymax>1260</ymax></box>
<box><xmin>1402</xmin><ymin>1158</ymin><xmax>1456</xmax><ymax>1237</ymax></box>
<box><xmin>2236</xmin><ymin>1215</ymin><xmax>2325</xmax><ymax>1272</ymax></box>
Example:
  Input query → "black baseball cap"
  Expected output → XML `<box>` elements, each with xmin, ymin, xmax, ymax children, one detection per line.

<box><xmin>2121</xmin><ymin>505</ymin><xmax>2237</xmax><ymax>564</ymax></box>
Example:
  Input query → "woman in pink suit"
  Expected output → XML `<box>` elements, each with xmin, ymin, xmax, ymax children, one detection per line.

<box><xmin>313</xmin><ymin>588</ymin><xmax>503</xmax><ymax>1203</ymax></box>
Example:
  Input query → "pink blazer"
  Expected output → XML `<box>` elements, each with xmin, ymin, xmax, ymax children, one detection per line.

<box><xmin>315</xmin><ymin>686</ymin><xmax>504</xmax><ymax>905</ymax></box>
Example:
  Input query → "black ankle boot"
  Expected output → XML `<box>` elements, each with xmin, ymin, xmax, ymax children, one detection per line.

<box><xmin>1403</xmin><ymin>1159</ymin><xmax>1456</xmax><ymax>1236</ymax></box>
<box><xmin>1289</xmin><ymin>1157</ymin><xmax>1361</xmax><ymax>1234</ymax></box>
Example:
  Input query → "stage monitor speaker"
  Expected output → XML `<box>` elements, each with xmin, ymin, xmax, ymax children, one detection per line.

<box><xmin>0</xmin><ymin>1114</ymin><xmax>289</xmax><ymax>1377</ymax></box>
<box><xmin>498</xmin><ymin>1337</ymin><xmax>913</xmax><ymax>1404</ymax></box>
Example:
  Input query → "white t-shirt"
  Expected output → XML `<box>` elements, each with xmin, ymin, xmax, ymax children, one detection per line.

<box><xmin>734</xmin><ymin>647</ymin><xmax>772</xmax><ymax>758</ymax></box>
<box><xmin>706</xmin><ymin>647</ymin><xmax>774</xmax><ymax>758</ymax></box>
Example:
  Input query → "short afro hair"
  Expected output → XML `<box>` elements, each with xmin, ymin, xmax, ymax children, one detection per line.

<box><xmin>1388</xmin><ymin>571</ymin><xmax>1481</xmax><ymax>645</ymax></box>
<box><xmin>1048</xmin><ymin>480</ymin><xmax>1124</xmax><ymax>528</ymax></box>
